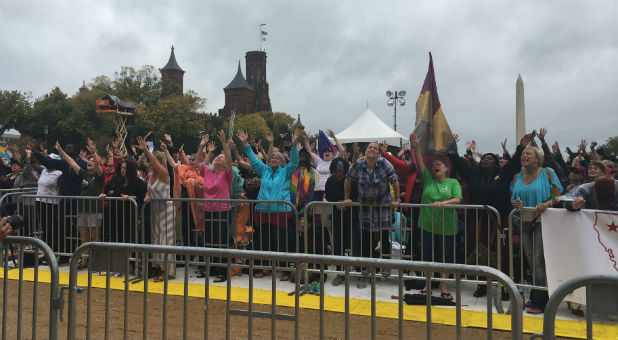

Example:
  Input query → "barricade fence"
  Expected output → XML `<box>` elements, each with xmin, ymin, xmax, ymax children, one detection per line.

<box><xmin>15</xmin><ymin>195</ymin><xmax>139</xmax><ymax>259</ymax></box>
<box><xmin>507</xmin><ymin>207</ymin><xmax>547</xmax><ymax>292</ymax></box>
<box><xmin>530</xmin><ymin>275</ymin><xmax>618</xmax><ymax>340</ymax></box>
<box><xmin>302</xmin><ymin>202</ymin><xmax>505</xmax><ymax>282</ymax></box>
<box><xmin>0</xmin><ymin>188</ymin><xmax>38</xmax><ymax>218</ymax></box>
<box><xmin>7</xmin><ymin>195</ymin><xmax>517</xmax><ymax>286</ymax></box>
<box><xmin>67</xmin><ymin>242</ymin><xmax>523</xmax><ymax>340</ymax></box>
<box><xmin>0</xmin><ymin>236</ymin><xmax>60</xmax><ymax>340</ymax></box>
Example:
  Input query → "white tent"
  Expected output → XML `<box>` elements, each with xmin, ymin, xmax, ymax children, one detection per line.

<box><xmin>335</xmin><ymin>108</ymin><xmax>407</xmax><ymax>146</ymax></box>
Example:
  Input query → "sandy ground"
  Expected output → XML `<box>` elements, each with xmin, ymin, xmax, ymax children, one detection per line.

<box><xmin>0</xmin><ymin>279</ymin><xmax>521</xmax><ymax>340</ymax></box>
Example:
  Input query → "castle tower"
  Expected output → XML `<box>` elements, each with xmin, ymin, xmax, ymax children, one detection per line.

<box><xmin>160</xmin><ymin>46</ymin><xmax>185</xmax><ymax>97</ymax></box>
<box><xmin>79</xmin><ymin>80</ymin><xmax>88</xmax><ymax>93</ymax></box>
<box><xmin>245</xmin><ymin>51</ymin><xmax>272</xmax><ymax>112</ymax></box>
<box><xmin>219</xmin><ymin>61</ymin><xmax>256</xmax><ymax>119</ymax></box>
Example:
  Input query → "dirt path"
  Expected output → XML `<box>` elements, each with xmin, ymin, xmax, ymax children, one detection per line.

<box><xmin>1</xmin><ymin>279</ymin><xmax>520</xmax><ymax>339</ymax></box>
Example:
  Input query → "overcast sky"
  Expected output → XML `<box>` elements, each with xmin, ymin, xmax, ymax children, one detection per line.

<box><xmin>1</xmin><ymin>1</ymin><xmax>617</xmax><ymax>154</ymax></box>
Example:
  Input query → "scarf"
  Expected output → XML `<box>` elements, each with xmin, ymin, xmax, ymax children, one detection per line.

<box><xmin>290</xmin><ymin>168</ymin><xmax>314</xmax><ymax>209</ymax></box>
<box><xmin>173</xmin><ymin>163</ymin><xmax>204</xmax><ymax>231</ymax></box>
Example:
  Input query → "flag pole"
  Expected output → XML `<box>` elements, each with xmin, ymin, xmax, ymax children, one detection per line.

<box><xmin>258</xmin><ymin>24</ymin><xmax>266</xmax><ymax>51</ymax></box>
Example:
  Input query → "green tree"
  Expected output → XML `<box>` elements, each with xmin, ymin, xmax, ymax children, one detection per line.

<box><xmin>61</xmin><ymin>88</ymin><xmax>117</xmax><ymax>150</ymax></box>
<box><xmin>0</xmin><ymin>90</ymin><xmax>31</xmax><ymax>135</ymax></box>
<box><xmin>112</xmin><ymin>66</ymin><xmax>162</xmax><ymax>106</ymax></box>
<box><xmin>17</xmin><ymin>87</ymin><xmax>72</xmax><ymax>147</ymax></box>
<box><xmin>134</xmin><ymin>91</ymin><xmax>207</xmax><ymax>152</ymax></box>
<box><xmin>601</xmin><ymin>136</ymin><xmax>618</xmax><ymax>157</ymax></box>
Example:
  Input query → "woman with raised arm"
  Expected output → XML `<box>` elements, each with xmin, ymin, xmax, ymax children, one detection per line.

<box><xmin>136</xmin><ymin>135</ymin><xmax>176</xmax><ymax>282</ymax></box>
<box><xmin>56</xmin><ymin>139</ymin><xmax>104</xmax><ymax>268</ymax></box>
<box><xmin>237</xmin><ymin>129</ymin><xmax>300</xmax><ymax>279</ymax></box>
<box><xmin>410</xmin><ymin>133</ymin><xmax>462</xmax><ymax>300</ymax></box>
<box><xmin>302</xmin><ymin>129</ymin><xmax>346</xmax><ymax>202</ymax></box>
<box><xmin>510</xmin><ymin>144</ymin><xmax>563</xmax><ymax>314</ymax></box>
<box><xmin>196</xmin><ymin>131</ymin><xmax>234</xmax><ymax>282</ymax></box>
<box><xmin>160</xmin><ymin>139</ymin><xmax>204</xmax><ymax>249</ymax></box>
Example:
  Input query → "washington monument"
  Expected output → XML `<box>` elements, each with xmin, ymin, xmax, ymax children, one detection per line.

<box><xmin>516</xmin><ymin>74</ymin><xmax>526</xmax><ymax>142</ymax></box>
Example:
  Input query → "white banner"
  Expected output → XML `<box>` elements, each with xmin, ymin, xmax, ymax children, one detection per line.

<box><xmin>542</xmin><ymin>209</ymin><xmax>618</xmax><ymax>304</ymax></box>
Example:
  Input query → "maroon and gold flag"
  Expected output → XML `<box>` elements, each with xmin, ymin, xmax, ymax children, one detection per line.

<box><xmin>413</xmin><ymin>52</ymin><xmax>453</xmax><ymax>154</ymax></box>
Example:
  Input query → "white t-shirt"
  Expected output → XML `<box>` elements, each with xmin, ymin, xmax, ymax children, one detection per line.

<box><xmin>36</xmin><ymin>168</ymin><xmax>62</xmax><ymax>204</ymax></box>
<box><xmin>312</xmin><ymin>154</ymin><xmax>332</xmax><ymax>192</ymax></box>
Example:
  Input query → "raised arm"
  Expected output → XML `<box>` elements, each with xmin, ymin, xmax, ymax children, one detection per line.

<box><xmin>409</xmin><ymin>133</ymin><xmax>425</xmax><ymax>177</ymax></box>
<box><xmin>196</xmin><ymin>134</ymin><xmax>209</xmax><ymax>165</ymax></box>
<box><xmin>229</xmin><ymin>139</ymin><xmax>251</xmax><ymax>171</ymax></box>
<box><xmin>160</xmin><ymin>140</ymin><xmax>178</xmax><ymax>172</ymax></box>
<box><xmin>136</xmin><ymin>136</ymin><xmax>169</xmax><ymax>183</ymax></box>
<box><xmin>86</xmin><ymin>138</ymin><xmax>103</xmax><ymax>177</ymax></box>
<box><xmin>216</xmin><ymin>130</ymin><xmax>233</xmax><ymax>172</ymax></box>
<box><xmin>55</xmin><ymin>140</ymin><xmax>83</xmax><ymax>175</ymax></box>
<box><xmin>537</xmin><ymin>128</ymin><xmax>564</xmax><ymax>178</ymax></box>
<box><xmin>327</xmin><ymin>129</ymin><xmax>347</xmax><ymax>160</ymax></box>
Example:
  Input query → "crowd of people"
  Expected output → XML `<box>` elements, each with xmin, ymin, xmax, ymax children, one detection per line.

<box><xmin>1</xmin><ymin>127</ymin><xmax>617</xmax><ymax>314</ymax></box>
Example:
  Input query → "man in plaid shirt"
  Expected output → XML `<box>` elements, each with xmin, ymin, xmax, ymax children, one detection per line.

<box><xmin>344</xmin><ymin>141</ymin><xmax>400</xmax><ymax>287</ymax></box>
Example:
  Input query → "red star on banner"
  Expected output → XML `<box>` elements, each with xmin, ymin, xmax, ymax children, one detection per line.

<box><xmin>608</xmin><ymin>221</ymin><xmax>618</xmax><ymax>232</ymax></box>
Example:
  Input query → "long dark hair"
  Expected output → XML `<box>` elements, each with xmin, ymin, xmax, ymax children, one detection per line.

<box><xmin>116</xmin><ymin>158</ymin><xmax>138</xmax><ymax>186</ymax></box>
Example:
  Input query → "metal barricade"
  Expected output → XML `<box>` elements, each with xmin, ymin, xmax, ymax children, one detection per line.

<box><xmin>530</xmin><ymin>275</ymin><xmax>618</xmax><ymax>340</ymax></box>
<box><xmin>303</xmin><ymin>201</ymin><xmax>503</xmax><ymax>274</ymax></box>
<box><xmin>507</xmin><ymin>208</ymin><xmax>547</xmax><ymax>291</ymax></box>
<box><xmin>0</xmin><ymin>188</ymin><xmax>38</xmax><ymax>218</ymax></box>
<box><xmin>66</xmin><ymin>242</ymin><xmax>523</xmax><ymax>340</ymax></box>
<box><xmin>16</xmin><ymin>195</ymin><xmax>138</xmax><ymax>259</ymax></box>
<box><xmin>141</xmin><ymin>198</ymin><xmax>299</xmax><ymax>274</ymax></box>
<box><xmin>1</xmin><ymin>236</ymin><xmax>60</xmax><ymax>340</ymax></box>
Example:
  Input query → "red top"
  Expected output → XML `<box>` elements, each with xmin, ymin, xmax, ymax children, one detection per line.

<box><xmin>382</xmin><ymin>152</ymin><xmax>418</xmax><ymax>204</ymax></box>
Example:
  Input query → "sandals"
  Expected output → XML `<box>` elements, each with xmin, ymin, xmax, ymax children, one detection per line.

<box><xmin>440</xmin><ymin>292</ymin><xmax>453</xmax><ymax>301</ymax></box>
<box><xmin>154</xmin><ymin>273</ymin><xmax>165</xmax><ymax>283</ymax></box>
<box><xmin>253</xmin><ymin>270</ymin><xmax>271</xmax><ymax>278</ymax></box>
<box><xmin>418</xmin><ymin>289</ymin><xmax>429</xmax><ymax>295</ymax></box>
<box><xmin>526</xmin><ymin>307</ymin><xmax>543</xmax><ymax>315</ymax></box>
<box><xmin>214</xmin><ymin>274</ymin><xmax>227</xmax><ymax>283</ymax></box>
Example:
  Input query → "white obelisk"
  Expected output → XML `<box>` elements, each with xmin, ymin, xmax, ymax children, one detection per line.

<box><xmin>516</xmin><ymin>74</ymin><xmax>526</xmax><ymax>142</ymax></box>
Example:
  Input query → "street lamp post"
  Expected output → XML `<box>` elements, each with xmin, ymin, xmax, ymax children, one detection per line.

<box><xmin>386</xmin><ymin>90</ymin><xmax>406</xmax><ymax>131</ymax></box>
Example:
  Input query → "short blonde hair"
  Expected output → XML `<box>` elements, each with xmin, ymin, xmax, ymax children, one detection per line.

<box><xmin>525</xmin><ymin>146</ymin><xmax>543</xmax><ymax>167</ymax></box>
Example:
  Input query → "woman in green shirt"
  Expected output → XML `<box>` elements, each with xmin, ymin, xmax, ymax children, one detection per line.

<box><xmin>410</xmin><ymin>133</ymin><xmax>462</xmax><ymax>300</ymax></box>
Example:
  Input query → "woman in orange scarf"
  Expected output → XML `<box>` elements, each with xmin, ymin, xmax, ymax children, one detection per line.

<box><xmin>161</xmin><ymin>141</ymin><xmax>204</xmax><ymax>248</ymax></box>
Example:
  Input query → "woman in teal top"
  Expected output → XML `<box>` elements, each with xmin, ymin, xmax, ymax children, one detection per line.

<box><xmin>410</xmin><ymin>133</ymin><xmax>462</xmax><ymax>300</ymax></box>
<box><xmin>511</xmin><ymin>146</ymin><xmax>562</xmax><ymax>314</ymax></box>
<box><xmin>237</xmin><ymin>129</ymin><xmax>300</xmax><ymax>279</ymax></box>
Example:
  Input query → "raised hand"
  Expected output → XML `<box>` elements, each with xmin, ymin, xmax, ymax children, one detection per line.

<box><xmin>353</xmin><ymin>142</ymin><xmax>360</xmax><ymax>153</ymax></box>
<box><xmin>552</xmin><ymin>141</ymin><xmax>559</xmax><ymax>153</ymax></box>
<box><xmin>111</xmin><ymin>138</ymin><xmax>120</xmax><ymax>149</ymax></box>
<box><xmin>54</xmin><ymin>140</ymin><xmax>64</xmax><ymax>154</ymax></box>
<box><xmin>453</xmin><ymin>134</ymin><xmax>460</xmax><ymax>143</ymax></box>
<box><xmin>471</xmin><ymin>140</ymin><xmax>477</xmax><ymax>152</ymax></box>
<box><xmin>590</xmin><ymin>141</ymin><xmax>598</xmax><ymax>149</ymax></box>
<box><xmin>136</xmin><ymin>136</ymin><xmax>147</xmax><ymax>151</ymax></box>
<box><xmin>266</xmin><ymin>131</ymin><xmax>274</xmax><ymax>144</ymax></box>
<box><xmin>327</xmin><ymin>129</ymin><xmax>336</xmax><ymax>139</ymax></box>
<box><xmin>301</xmin><ymin>130</ymin><xmax>309</xmax><ymax>140</ymax></box>
<box><xmin>519</xmin><ymin>133</ymin><xmax>533</xmax><ymax>148</ymax></box>
<box><xmin>164</xmin><ymin>133</ymin><xmax>172</xmax><ymax>144</ymax></box>
<box><xmin>199</xmin><ymin>134</ymin><xmax>209</xmax><ymax>148</ymax></box>
<box><xmin>538</xmin><ymin>128</ymin><xmax>547</xmax><ymax>141</ymax></box>
<box><xmin>159</xmin><ymin>140</ymin><xmax>167</xmax><ymax>150</ymax></box>
<box><xmin>207</xmin><ymin>141</ymin><xmax>216</xmax><ymax>153</ymax></box>
<box><xmin>217</xmin><ymin>130</ymin><xmax>227</xmax><ymax>144</ymax></box>
<box><xmin>144</xmin><ymin>131</ymin><xmax>153</xmax><ymax>140</ymax></box>
<box><xmin>465</xmin><ymin>141</ymin><xmax>472</xmax><ymax>151</ymax></box>
<box><xmin>501</xmin><ymin>138</ymin><xmax>507</xmax><ymax>150</ymax></box>
<box><xmin>291</xmin><ymin>129</ymin><xmax>300</xmax><ymax>144</ymax></box>
<box><xmin>236</xmin><ymin>130</ymin><xmax>249</xmax><ymax>145</ymax></box>
<box><xmin>409</xmin><ymin>133</ymin><xmax>420</xmax><ymax>149</ymax></box>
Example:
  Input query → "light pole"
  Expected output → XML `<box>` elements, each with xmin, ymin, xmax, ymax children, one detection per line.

<box><xmin>386</xmin><ymin>90</ymin><xmax>406</xmax><ymax>131</ymax></box>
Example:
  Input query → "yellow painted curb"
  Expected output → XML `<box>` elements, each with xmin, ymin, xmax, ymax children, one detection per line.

<box><xmin>2</xmin><ymin>268</ymin><xmax>616</xmax><ymax>339</ymax></box>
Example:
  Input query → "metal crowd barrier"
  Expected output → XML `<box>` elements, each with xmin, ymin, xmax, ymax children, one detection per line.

<box><xmin>0</xmin><ymin>236</ymin><xmax>60</xmax><ymax>340</ymax></box>
<box><xmin>507</xmin><ymin>208</ymin><xmax>546</xmax><ymax>292</ymax></box>
<box><xmin>530</xmin><ymin>275</ymin><xmax>618</xmax><ymax>340</ymax></box>
<box><xmin>16</xmin><ymin>195</ymin><xmax>138</xmax><ymax>258</ymax></box>
<box><xmin>0</xmin><ymin>188</ymin><xmax>38</xmax><ymax>217</ymax></box>
<box><xmin>303</xmin><ymin>201</ymin><xmax>503</xmax><ymax>276</ymax></box>
<box><xmin>66</xmin><ymin>242</ymin><xmax>523</xmax><ymax>340</ymax></box>
<box><xmin>141</xmin><ymin>198</ymin><xmax>299</xmax><ymax>272</ymax></box>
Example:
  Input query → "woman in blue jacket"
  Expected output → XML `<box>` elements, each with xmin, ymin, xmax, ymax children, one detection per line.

<box><xmin>237</xmin><ymin>129</ymin><xmax>300</xmax><ymax>279</ymax></box>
